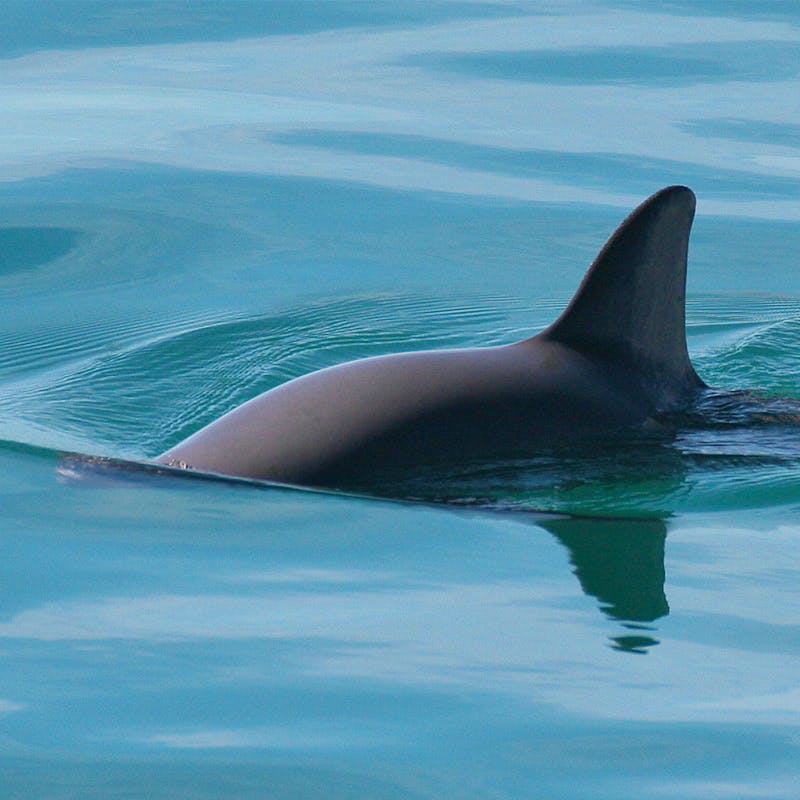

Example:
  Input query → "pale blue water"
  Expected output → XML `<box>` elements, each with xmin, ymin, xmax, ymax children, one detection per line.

<box><xmin>2</xmin><ymin>2</ymin><xmax>800</xmax><ymax>798</ymax></box>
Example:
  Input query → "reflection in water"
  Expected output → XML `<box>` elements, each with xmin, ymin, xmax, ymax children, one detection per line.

<box><xmin>540</xmin><ymin>516</ymin><xmax>668</xmax><ymax>654</ymax></box>
<box><xmin>50</xmin><ymin>380</ymin><xmax>800</xmax><ymax>660</ymax></box>
<box><xmin>542</xmin><ymin>517</ymin><xmax>669</xmax><ymax>623</ymax></box>
<box><xmin>57</xmin><ymin>447</ymin><xmax>675</xmax><ymax>655</ymax></box>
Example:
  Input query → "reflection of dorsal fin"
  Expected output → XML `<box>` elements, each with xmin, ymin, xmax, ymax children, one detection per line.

<box><xmin>540</xmin><ymin>516</ymin><xmax>669</xmax><ymax>624</ymax></box>
<box><xmin>543</xmin><ymin>186</ymin><xmax>705</xmax><ymax>407</ymax></box>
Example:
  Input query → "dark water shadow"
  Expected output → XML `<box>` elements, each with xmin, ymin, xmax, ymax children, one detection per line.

<box><xmin>404</xmin><ymin>41</ymin><xmax>800</xmax><ymax>86</ymax></box>
<box><xmin>0</xmin><ymin>227</ymin><xmax>82</xmax><ymax>276</ymax></box>
<box><xmin>0</xmin><ymin>1</ymin><xmax>518</xmax><ymax>60</ymax></box>
<box><xmin>324</xmin><ymin>426</ymin><xmax>691</xmax><ymax>519</ymax></box>
<box><xmin>538</xmin><ymin>516</ymin><xmax>668</xmax><ymax>654</ymax></box>
<box><xmin>267</xmin><ymin>129</ymin><xmax>800</xmax><ymax>201</ymax></box>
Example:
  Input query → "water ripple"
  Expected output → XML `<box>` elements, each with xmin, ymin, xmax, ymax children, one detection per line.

<box><xmin>0</xmin><ymin>292</ymin><xmax>516</xmax><ymax>458</ymax></box>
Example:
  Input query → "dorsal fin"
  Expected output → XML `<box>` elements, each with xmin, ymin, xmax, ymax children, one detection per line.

<box><xmin>543</xmin><ymin>185</ymin><xmax>705</xmax><ymax>407</ymax></box>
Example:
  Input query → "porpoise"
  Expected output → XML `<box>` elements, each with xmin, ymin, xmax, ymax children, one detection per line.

<box><xmin>156</xmin><ymin>186</ymin><xmax>705</xmax><ymax>489</ymax></box>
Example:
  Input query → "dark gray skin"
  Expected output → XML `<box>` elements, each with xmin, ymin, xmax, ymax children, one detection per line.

<box><xmin>156</xmin><ymin>186</ymin><xmax>706</xmax><ymax>488</ymax></box>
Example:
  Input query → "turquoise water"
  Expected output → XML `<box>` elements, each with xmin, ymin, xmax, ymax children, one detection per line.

<box><xmin>2</xmin><ymin>2</ymin><xmax>800</xmax><ymax>797</ymax></box>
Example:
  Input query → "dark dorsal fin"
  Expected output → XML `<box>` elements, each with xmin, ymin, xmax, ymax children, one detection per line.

<box><xmin>543</xmin><ymin>185</ymin><xmax>705</xmax><ymax>407</ymax></box>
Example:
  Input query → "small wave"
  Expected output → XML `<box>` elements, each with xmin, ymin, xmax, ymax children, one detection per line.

<box><xmin>693</xmin><ymin>308</ymin><xmax>800</xmax><ymax>394</ymax></box>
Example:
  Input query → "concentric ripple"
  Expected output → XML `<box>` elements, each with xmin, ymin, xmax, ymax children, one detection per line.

<box><xmin>0</xmin><ymin>292</ymin><xmax>516</xmax><ymax>459</ymax></box>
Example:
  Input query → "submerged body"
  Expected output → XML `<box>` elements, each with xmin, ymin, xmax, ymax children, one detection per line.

<box><xmin>157</xmin><ymin>186</ymin><xmax>705</xmax><ymax>488</ymax></box>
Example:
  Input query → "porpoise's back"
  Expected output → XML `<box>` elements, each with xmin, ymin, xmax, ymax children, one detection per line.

<box><xmin>155</xmin><ymin>186</ymin><xmax>705</xmax><ymax>487</ymax></box>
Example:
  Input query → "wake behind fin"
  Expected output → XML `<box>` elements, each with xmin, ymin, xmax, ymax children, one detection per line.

<box><xmin>543</xmin><ymin>185</ymin><xmax>705</xmax><ymax>408</ymax></box>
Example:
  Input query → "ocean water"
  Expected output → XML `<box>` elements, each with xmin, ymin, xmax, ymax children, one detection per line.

<box><xmin>2</xmin><ymin>2</ymin><xmax>800</xmax><ymax>797</ymax></box>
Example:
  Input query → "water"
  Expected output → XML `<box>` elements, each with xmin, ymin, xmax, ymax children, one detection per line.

<box><xmin>2</xmin><ymin>2</ymin><xmax>800</xmax><ymax>797</ymax></box>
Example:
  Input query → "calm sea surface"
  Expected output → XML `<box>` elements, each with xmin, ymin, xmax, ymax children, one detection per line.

<box><xmin>2</xmin><ymin>2</ymin><xmax>800</xmax><ymax>798</ymax></box>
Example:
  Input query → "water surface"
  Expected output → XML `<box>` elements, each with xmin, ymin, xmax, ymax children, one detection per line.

<box><xmin>2</xmin><ymin>2</ymin><xmax>800</xmax><ymax>798</ymax></box>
